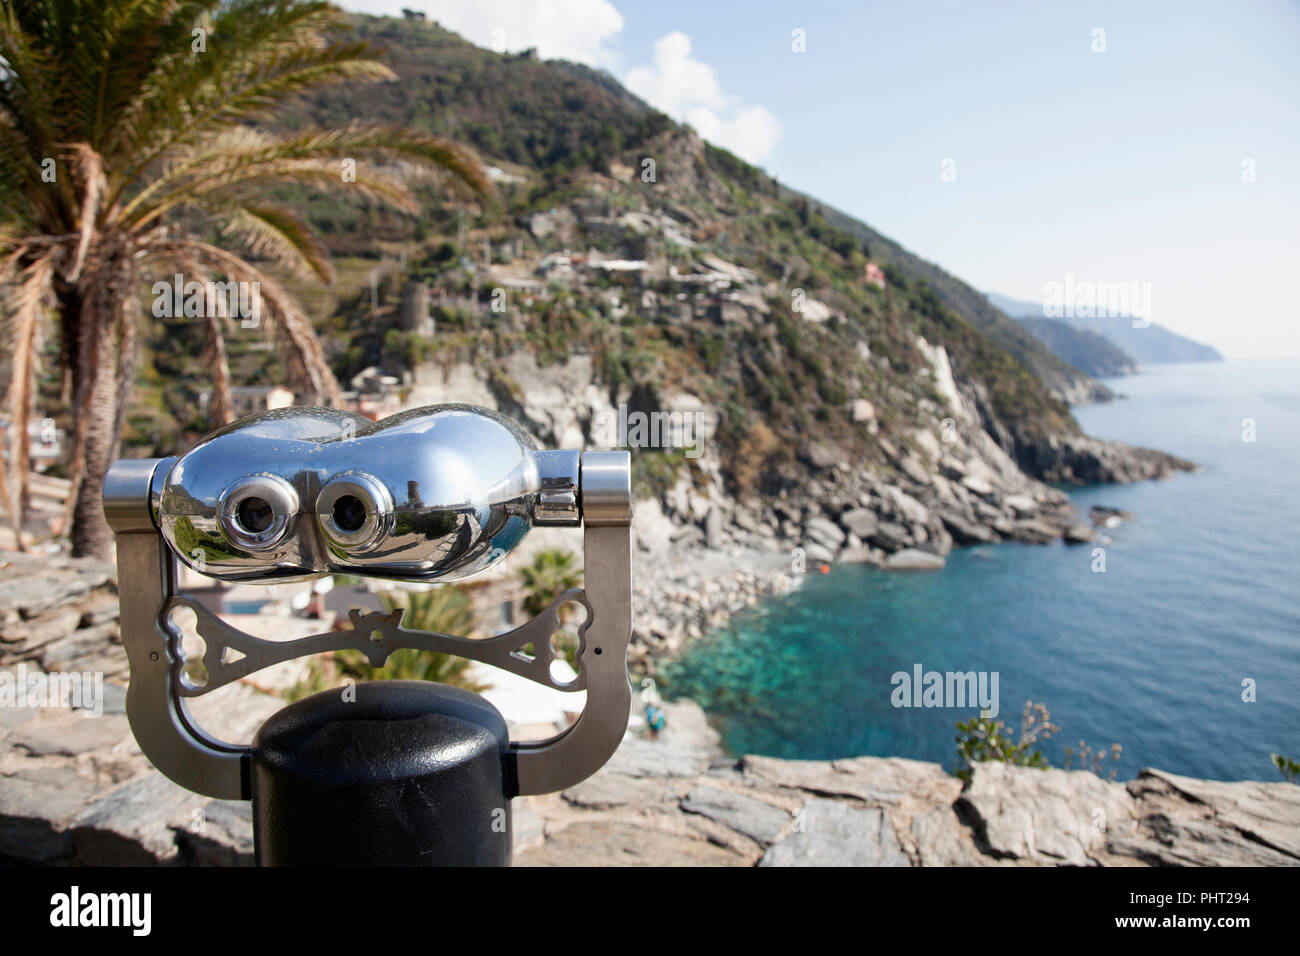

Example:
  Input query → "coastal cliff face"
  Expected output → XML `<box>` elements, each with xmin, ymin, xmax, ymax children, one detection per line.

<box><xmin>111</xmin><ymin>20</ymin><xmax>1195</xmax><ymax>645</ymax></box>
<box><xmin>133</xmin><ymin>14</ymin><xmax>1188</xmax><ymax>540</ymax></box>
<box><xmin>295</xmin><ymin>20</ymin><xmax>1190</xmax><ymax>572</ymax></box>
<box><xmin>402</xmin><ymin>343</ymin><xmax>1189</xmax><ymax>666</ymax></box>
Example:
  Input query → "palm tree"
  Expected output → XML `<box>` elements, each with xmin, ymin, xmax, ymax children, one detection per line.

<box><xmin>0</xmin><ymin>0</ymin><xmax>490</xmax><ymax>558</ymax></box>
<box><xmin>518</xmin><ymin>548</ymin><xmax>583</xmax><ymax>618</ymax></box>
<box><xmin>517</xmin><ymin>548</ymin><xmax>584</xmax><ymax>666</ymax></box>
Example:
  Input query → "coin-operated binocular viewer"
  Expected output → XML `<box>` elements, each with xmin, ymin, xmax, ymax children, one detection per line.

<box><xmin>103</xmin><ymin>404</ymin><xmax>632</xmax><ymax>866</ymax></box>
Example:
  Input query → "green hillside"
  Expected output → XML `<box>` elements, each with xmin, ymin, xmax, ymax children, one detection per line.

<box><xmin>813</xmin><ymin>203</ymin><xmax>1112</xmax><ymax>406</ymax></box>
<box><xmin>127</xmin><ymin>13</ymin><xmax>1117</xmax><ymax>494</ymax></box>
<box><xmin>1019</xmin><ymin>318</ymin><xmax>1140</xmax><ymax>378</ymax></box>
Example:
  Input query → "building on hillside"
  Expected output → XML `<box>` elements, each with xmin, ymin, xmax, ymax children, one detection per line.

<box><xmin>667</xmin><ymin>263</ymin><xmax>733</xmax><ymax>293</ymax></box>
<box><xmin>400</xmin><ymin>280</ymin><xmax>434</xmax><ymax>336</ymax></box>
<box><xmin>429</xmin><ymin>286</ymin><xmax>484</xmax><ymax>316</ymax></box>
<box><xmin>229</xmin><ymin>385</ymin><xmax>295</xmax><ymax>419</ymax></box>
<box><xmin>345</xmin><ymin>367</ymin><xmax>403</xmax><ymax>420</ymax></box>
<box><xmin>588</xmin><ymin>257</ymin><xmax>649</xmax><ymax>275</ymax></box>
<box><xmin>493</xmin><ymin>274</ymin><xmax>549</xmax><ymax>296</ymax></box>
<box><xmin>864</xmin><ymin>262</ymin><xmax>887</xmax><ymax>289</ymax></box>
<box><xmin>537</xmin><ymin>253</ymin><xmax>576</xmax><ymax>284</ymax></box>
<box><xmin>497</xmin><ymin>236</ymin><xmax>525</xmax><ymax>260</ymax></box>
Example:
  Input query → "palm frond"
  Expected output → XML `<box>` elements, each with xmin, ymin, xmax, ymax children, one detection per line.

<box><xmin>105</xmin><ymin>0</ymin><xmax>347</xmax><ymax>161</ymax></box>
<box><xmin>217</xmin><ymin>203</ymin><xmax>334</xmax><ymax>282</ymax></box>
<box><xmin>201</xmin><ymin>307</ymin><xmax>234</xmax><ymax>427</ymax></box>
<box><xmin>66</xmin><ymin>142</ymin><xmax>106</xmax><ymax>281</ymax></box>
<box><xmin>121</xmin><ymin>124</ymin><xmax>490</xmax><ymax>229</ymax></box>
<box><xmin>110</xmin><ymin>40</ymin><xmax>396</xmax><ymax>207</ymax></box>
<box><xmin>146</xmin><ymin>238</ymin><xmax>342</xmax><ymax>406</ymax></box>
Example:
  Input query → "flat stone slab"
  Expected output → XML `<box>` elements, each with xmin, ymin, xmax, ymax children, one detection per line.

<box><xmin>681</xmin><ymin>783</ymin><xmax>791</xmax><ymax>845</ymax></box>
<box><xmin>832</xmin><ymin>754</ymin><xmax>959</xmax><ymax>800</ymax></box>
<box><xmin>70</xmin><ymin>771</ymin><xmax>205</xmax><ymax>866</ymax></box>
<box><xmin>1064</xmin><ymin>523</ymin><xmax>1096</xmax><ymax>543</ymax></box>
<box><xmin>511</xmin><ymin>799</ymin><xmax>545</xmax><ymax>853</ymax></box>
<box><xmin>1137</xmin><ymin>768</ymin><xmax>1300</xmax><ymax>860</ymax></box>
<box><xmin>0</xmin><ymin>557</ymin><xmax>114</xmax><ymax>622</ymax></box>
<box><xmin>1008</xmin><ymin>520</ymin><xmax>1059</xmax><ymax>544</ymax></box>
<box><xmin>1113</xmin><ymin>769</ymin><xmax>1300</xmax><ymax>866</ymax></box>
<box><xmin>0</xmin><ymin>702</ymin><xmax>37</xmax><ymax>735</ymax></box>
<box><xmin>602</xmin><ymin>738</ymin><xmax>715</xmax><ymax>778</ymax></box>
<box><xmin>760</xmin><ymin>800</ymin><xmax>909</xmax><ymax>866</ymax></box>
<box><xmin>839</xmin><ymin>508</ymin><xmax>879</xmax><ymax>539</ymax></box>
<box><xmin>742</xmin><ymin>753</ymin><xmax>945</xmax><ymax>805</ymax></box>
<box><xmin>563</xmin><ymin>773</ymin><xmax>678</xmax><ymax>809</ymax></box>
<box><xmin>185</xmin><ymin>681</ymin><xmax>286</xmax><ymax>745</ymax></box>
<box><xmin>655</xmin><ymin>698</ymin><xmax>723</xmax><ymax>753</ymax></box>
<box><xmin>837</xmin><ymin>546</ymin><xmax>882</xmax><ymax>566</ymax></box>
<box><xmin>514</xmin><ymin>821</ymin><xmax>745</xmax><ymax>867</ymax></box>
<box><xmin>0</xmin><ymin>764</ymin><xmax>100</xmax><ymax>863</ymax></box>
<box><xmin>172</xmin><ymin>800</ymin><xmax>254</xmax><ymax>867</ymax></box>
<box><xmin>940</xmin><ymin>511</ymin><xmax>998</xmax><ymax>544</ymax></box>
<box><xmin>959</xmin><ymin>762</ymin><xmax>1135</xmax><ymax>866</ymax></box>
<box><xmin>9</xmin><ymin>711</ymin><xmax>132</xmax><ymax>757</ymax></box>
<box><xmin>1110</xmin><ymin>815</ymin><xmax>1298</xmax><ymax>867</ymax></box>
<box><xmin>911</xmin><ymin>806</ymin><xmax>983</xmax><ymax>866</ymax></box>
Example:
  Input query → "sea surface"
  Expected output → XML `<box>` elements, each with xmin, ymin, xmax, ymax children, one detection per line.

<box><xmin>659</xmin><ymin>359</ymin><xmax>1300</xmax><ymax>781</ymax></box>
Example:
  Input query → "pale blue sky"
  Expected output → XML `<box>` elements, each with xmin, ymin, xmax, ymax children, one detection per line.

<box><xmin>346</xmin><ymin>1</ymin><xmax>1300</xmax><ymax>358</ymax></box>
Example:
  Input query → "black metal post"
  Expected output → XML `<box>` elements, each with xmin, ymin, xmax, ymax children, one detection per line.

<box><xmin>250</xmin><ymin>681</ymin><xmax>513</xmax><ymax>866</ymax></box>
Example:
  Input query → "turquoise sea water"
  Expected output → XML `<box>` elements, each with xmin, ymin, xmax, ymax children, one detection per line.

<box><xmin>659</xmin><ymin>360</ymin><xmax>1300</xmax><ymax>781</ymax></box>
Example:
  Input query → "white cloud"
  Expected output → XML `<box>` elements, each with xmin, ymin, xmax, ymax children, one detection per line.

<box><xmin>626</xmin><ymin>32</ymin><xmax>725</xmax><ymax>115</ymax></box>
<box><xmin>341</xmin><ymin>1</ymin><xmax>625</xmax><ymax>68</ymax></box>
<box><xmin>624</xmin><ymin>31</ymin><xmax>781</xmax><ymax>164</ymax></box>
<box><xmin>684</xmin><ymin>105</ymin><xmax>783</xmax><ymax>166</ymax></box>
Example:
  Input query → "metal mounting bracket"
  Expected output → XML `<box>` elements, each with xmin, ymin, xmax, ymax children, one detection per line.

<box><xmin>104</xmin><ymin>436</ymin><xmax>632</xmax><ymax>800</ymax></box>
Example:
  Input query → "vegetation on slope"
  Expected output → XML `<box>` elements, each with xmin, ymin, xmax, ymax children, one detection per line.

<box><xmin>1019</xmin><ymin>318</ymin><xmax>1140</xmax><ymax>379</ymax></box>
<box><xmin>124</xmin><ymin>13</ymin><xmax>1104</xmax><ymax>494</ymax></box>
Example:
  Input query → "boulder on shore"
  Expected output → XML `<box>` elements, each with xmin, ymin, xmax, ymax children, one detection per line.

<box><xmin>838</xmin><ymin>507</ymin><xmax>879</xmax><ymax>539</ymax></box>
<box><xmin>1064</xmin><ymin>522</ymin><xmax>1097</xmax><ymax>544</ymax></box>
<box><xmin>883</xmin><ymin>548</ymin><xmax>945</xmax><ymax>571</ymax></box>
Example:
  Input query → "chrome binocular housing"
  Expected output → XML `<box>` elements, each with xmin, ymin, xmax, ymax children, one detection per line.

<box><xmin>103</xmin><ymin>403</ymin><xmax>633</xmax><ymax>801</ymax></box>
<box><xmin>155</xmin><ymin>403</ymin><xmax>626</xmax><ymax>583</ymax></box>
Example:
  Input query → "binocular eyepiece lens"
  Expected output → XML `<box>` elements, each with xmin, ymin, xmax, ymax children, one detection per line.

<box><xmin>316</xmin><ymin>474</ymin><xmax>393</xmax><ymax>555</ymax></box>
<box><xmin>331</xmin><ymin>494</ymin><xmax>368</xmax><ymax>534</ymax></box>
<box><xmin>215</xmin><ymin>474</ymin><xmax>299</xmax><ymax>554</ymax></box>
<box><xmin>235</xmin><ymin>496</ymin><xmax>275</xmax><ymax>535</ymax></box>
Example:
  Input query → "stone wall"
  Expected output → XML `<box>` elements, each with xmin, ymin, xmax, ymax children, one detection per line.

<box><xmin>1</xmin><ymin>553</ymin><xmax>125</xmax><ymax>679</ymax></box>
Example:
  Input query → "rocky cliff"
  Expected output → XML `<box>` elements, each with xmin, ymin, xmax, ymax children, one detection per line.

<box><xmin>515</xmin><ymin>700</ymin><xmax>1300</xmax><ymax>867</ymax></box>
<box><xmin>133</xmin><ymin>14</ymin><xmax>1192</xmax><ymax>539</ymax></box>
<box><xmin>401</xmin><ymin>338</ymin><xmax>1190</xmax><ymax>666</ymax></box>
